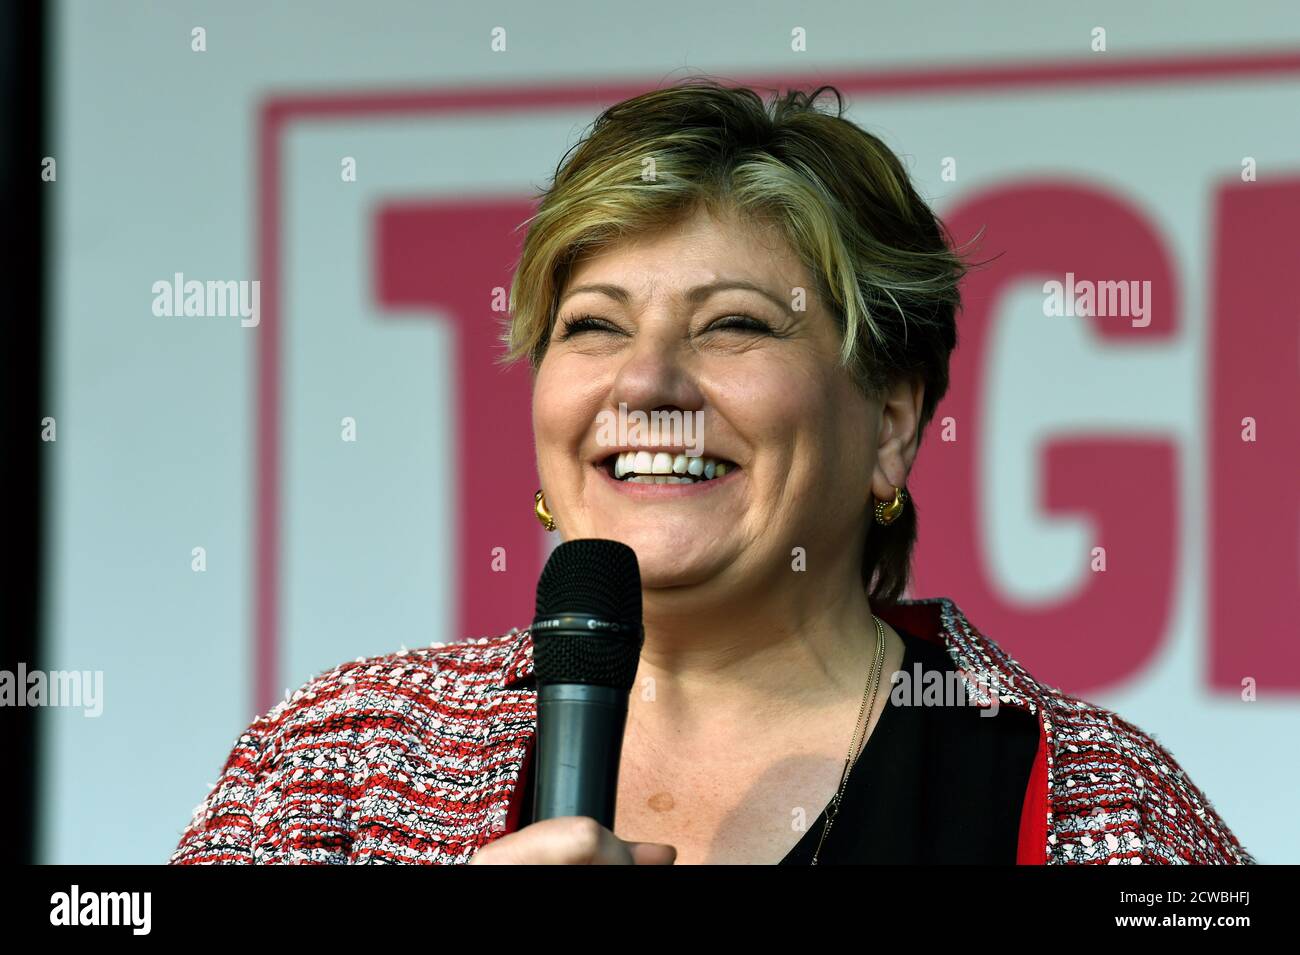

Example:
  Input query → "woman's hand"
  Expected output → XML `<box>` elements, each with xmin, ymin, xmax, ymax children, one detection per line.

<box><xmin>468</xmin><ymin>816</ymin><xmax>677</xmax><ymax>865</ymax></box>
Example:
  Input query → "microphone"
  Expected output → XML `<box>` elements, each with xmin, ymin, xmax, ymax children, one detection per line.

<box><xmin>530</xmin><ymin>539</ymin><xmax>644</xmax><ymax>829</ymax></box>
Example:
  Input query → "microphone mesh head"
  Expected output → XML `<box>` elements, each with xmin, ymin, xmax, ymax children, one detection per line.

<box><xmin>532</xmin><ymin>539</ymin><xmax>643</xmax><ymax>688</ymax></box>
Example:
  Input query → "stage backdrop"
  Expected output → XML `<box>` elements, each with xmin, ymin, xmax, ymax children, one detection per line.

<box><xmin>42</xmin><ymin>0</ymin><xmax>1300</xmax><ymax>862</ymax></box>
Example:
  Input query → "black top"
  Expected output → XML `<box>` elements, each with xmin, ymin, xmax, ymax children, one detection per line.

<box><xmin>779</xmin><ymin>625</ymin><xmax>1041</xmax><ymax>864</ymax></box>
<box><xmin>513</xmin><ymin>625</ymin><xmax>1041</xmax><ymax>864</ymax></box>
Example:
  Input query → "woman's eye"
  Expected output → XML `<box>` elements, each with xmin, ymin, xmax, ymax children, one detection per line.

<box><xmin>557</xmin><ymin>313</ymin><xmax>774</xmax><ymax>340</ymax></box>
<box><xmin>708</xmin><ymin>315</ymin><xmax>772</xmax><ymax>334</ymax></box>
<box><xmin>557</xmin><ymin>315</ymin><xmax>618</xmax><ymax>339</ymax></box>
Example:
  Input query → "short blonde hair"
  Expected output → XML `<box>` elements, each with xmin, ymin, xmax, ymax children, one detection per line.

<box><xmin>501</xmin><ymin>77</ymin><xmax>973</xmax><ymax>603</ymax></box>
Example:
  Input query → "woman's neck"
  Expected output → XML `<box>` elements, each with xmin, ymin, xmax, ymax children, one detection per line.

<box><xmin>629</xmin><ymin>572</ymin><xmax>892</xmax><ymax>744</ymax></box>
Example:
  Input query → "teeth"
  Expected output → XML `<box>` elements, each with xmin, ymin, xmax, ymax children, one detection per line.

<box><xmin>626</xmin><ymin>475</ymin><xmax>695</xmax><ymax>485</ymax></box>
<box><xmin>608</xmin><ymin>451</ymin><xmax>736</xmax><ymax>483</ymax></box>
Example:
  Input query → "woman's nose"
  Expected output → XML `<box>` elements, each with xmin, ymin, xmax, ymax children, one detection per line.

<box><xmin>607</xmin><ymin>328</ymin><xmax>703</xmax><ymax>414</ymax></box>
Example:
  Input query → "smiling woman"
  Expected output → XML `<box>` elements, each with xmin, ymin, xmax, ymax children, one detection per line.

<box><xmin>169</xmin><ymin>77</ymin><xmax>1254</xmax><ymax>866</ymax></box>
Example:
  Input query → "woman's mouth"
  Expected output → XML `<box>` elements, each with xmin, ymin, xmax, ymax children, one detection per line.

<box><xmin>597</xmin><ymin>450</ymin><xmax>739</xmax><ymax>486</ymax></box>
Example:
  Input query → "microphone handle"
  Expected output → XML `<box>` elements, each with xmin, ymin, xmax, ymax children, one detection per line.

<box><xmin>532</xmin><ymin>684</ymin><xmax>629</xmax><ymax>829</ymax></box>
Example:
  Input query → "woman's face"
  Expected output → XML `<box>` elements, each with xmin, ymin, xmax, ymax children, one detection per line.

<box><xmin>532</xmin><ymin>205</ymin><xmax>887</xmax><ymax>598</ymax></box>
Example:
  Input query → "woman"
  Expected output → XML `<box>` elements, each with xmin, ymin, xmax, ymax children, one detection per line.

<box><xmin>169</xmin><ymin>79</ymin><xmax>1253</xmax><ymax>865</ymax></box>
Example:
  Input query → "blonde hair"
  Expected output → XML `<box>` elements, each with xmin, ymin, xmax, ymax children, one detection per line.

<box><xmin>500</xmin><ymin>77</ymin><xmax>973</xmax><ymax>604</ymax></box>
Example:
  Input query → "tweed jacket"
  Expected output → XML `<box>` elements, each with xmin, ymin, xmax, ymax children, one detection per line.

<box><xmin>168</xmin><ymin>596</ymin><xmax>1255</xmax><ymax>865</ymax></box>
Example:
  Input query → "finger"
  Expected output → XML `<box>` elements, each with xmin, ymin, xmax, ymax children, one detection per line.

<box><xmin>587</xmin><ymin>823</ymin><xmax>640</xmax><ymax>864</ymax></box>
<box><xmin>627</xmin><ymin>842</ymin><xmax>677</xmax><ymax>865</ymax></box>
<box><xmin>470</xmin><ymin>817</ymin><xmax>629</xmax><ymax>865</ymax></box>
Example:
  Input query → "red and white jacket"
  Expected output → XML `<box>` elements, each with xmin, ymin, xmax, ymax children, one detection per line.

<box><xmin>168</xmin><ymin>596</ymin><xmax>1255</xmax><ymax>864</ymax></box>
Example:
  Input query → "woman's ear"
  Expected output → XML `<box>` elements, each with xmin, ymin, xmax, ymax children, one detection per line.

<box><xmin>871</xmin><ymin>374</ymin><xmax>925</xmax><ymax>499</ymax></box>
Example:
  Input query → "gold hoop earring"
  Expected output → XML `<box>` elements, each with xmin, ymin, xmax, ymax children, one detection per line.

<box><xmin>534</xmin><ymin>489</ymin><xmax>556</xmax><ymax>532</ymax></box>
<box><xmin>874</xmin><ymin>485</ymin><xmax>906</xmax><ymax>525</ymax></box>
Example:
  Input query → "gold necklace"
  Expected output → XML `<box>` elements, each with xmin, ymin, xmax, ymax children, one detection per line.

<box><xmin>809</xmin><ymin>614</ymin><xmax>886</xmax><ymax>866</ymax></box>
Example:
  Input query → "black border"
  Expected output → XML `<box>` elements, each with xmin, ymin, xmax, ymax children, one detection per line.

<box><xmin>1</xmin><ymin>0</ymin><xmax>46</xmax><ymax>866</ymax></box>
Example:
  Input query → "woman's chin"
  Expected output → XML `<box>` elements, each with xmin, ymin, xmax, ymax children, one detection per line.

<box><xmin>580</xmin><ymin>524</ymin><xmax>732</xmax><ymax>587</ymax></box>
<box><xmin>635</xmin><ymin>559</ymin><xmax>712</xmax><ymax>589</ymax></box>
